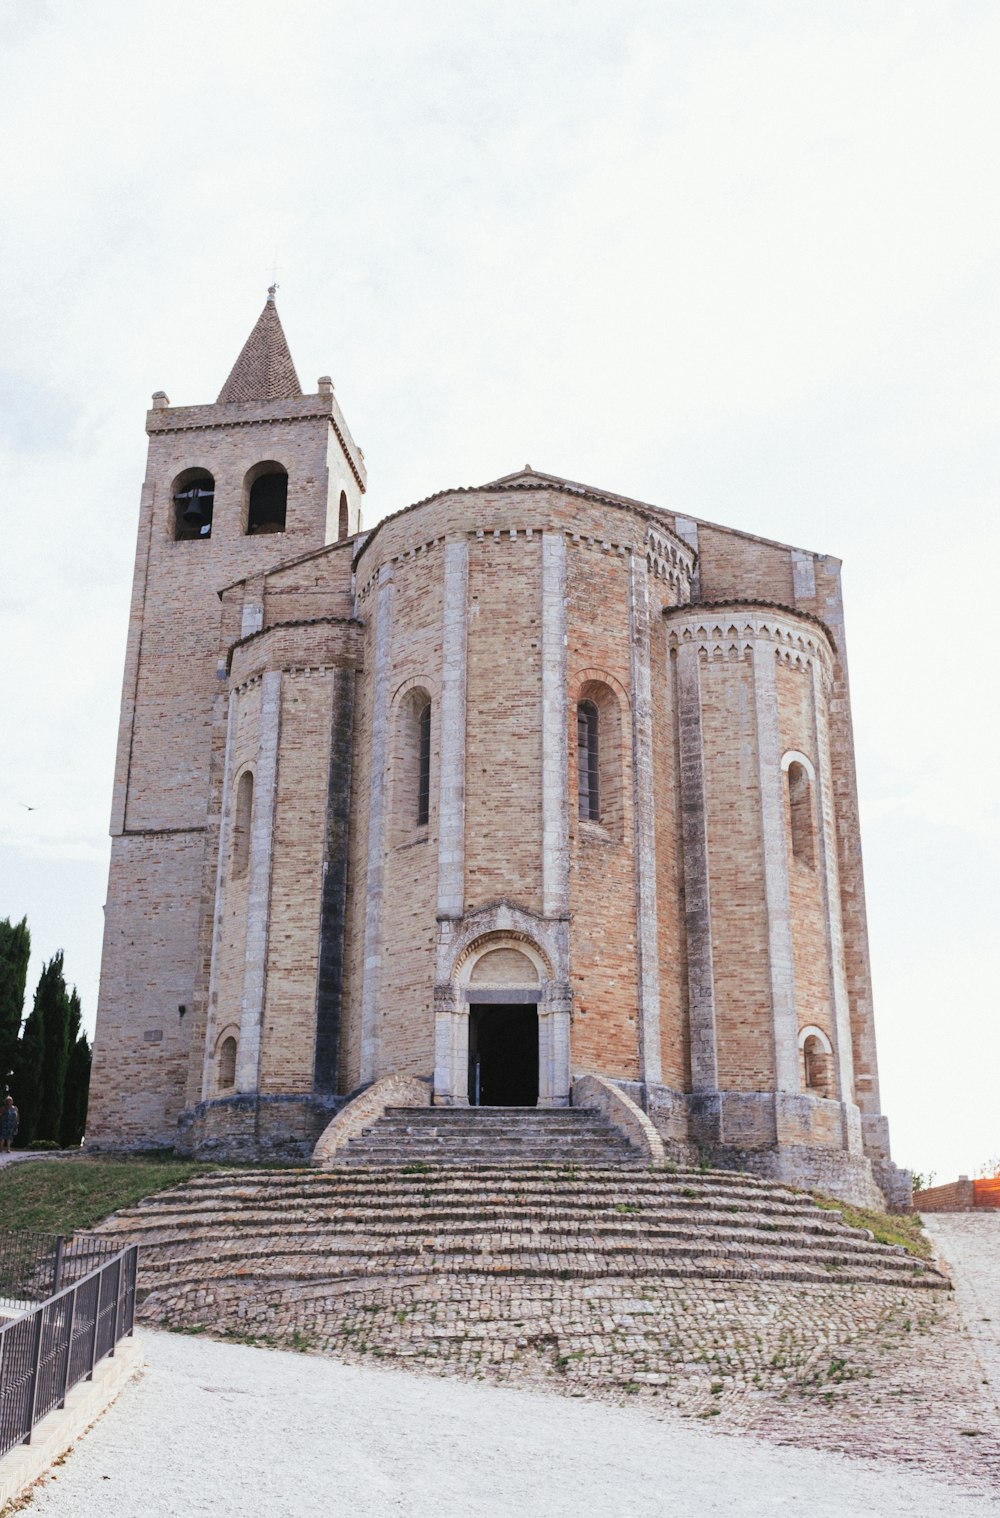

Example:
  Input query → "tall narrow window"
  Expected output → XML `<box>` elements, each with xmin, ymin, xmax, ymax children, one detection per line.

<box><xmin>577</xmin><ymin>700</ymin><xmax>600</xmax><ymax>821</ymax></box>
<box><xmin>233</xmin><ymin>770</ymin><xmax>254</xmax><ymax>878</ymax></box>
<box><xmin>245</xmin><ymin>462</ymin><xmax>288</xmax><ymax>535</ymax></box>
<box><xmin>787</xmin><ymin>761</ymin><xmax>815</xmax><ymax>866</ymax></box>
<box><xmin>417</xmin><ymin>701</ymin><xmax>431</xmax><ymax>826</ymax></box>
<box><xmin>802</xmin><ymin>1034</ymin><xmax>831</xmax><ymax>1096</ymax></box>
<box><xmin>218</xmin><ymin>1036</ymin><xmax>237</xmax><ymax>1090</ymax></box>
<box><xmin>338</xmin><ymin>490</ymin><xmax>349</xmax><ymax>540</ymax></box>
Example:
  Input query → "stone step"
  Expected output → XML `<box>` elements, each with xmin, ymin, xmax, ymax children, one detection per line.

<box><xmin>339</xmin><ymin>1104</ymin><xmax>640</xmax><ymax>1165</ymax></box>
<box><xmin>125</xmin><ymin>1231</ymin><xmax>922</xmax><ymax>1282</ymax></box>
<box><xmin>133</xmin><ymin>1250</ymin><xmax>937</xmax><ymax>1290</ymax></box>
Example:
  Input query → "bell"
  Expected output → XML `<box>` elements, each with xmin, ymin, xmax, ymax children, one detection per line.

<box><xmin>178</xmin><ymin>487</ymin><xmax>211</xmax><ymax>526</ymax></box>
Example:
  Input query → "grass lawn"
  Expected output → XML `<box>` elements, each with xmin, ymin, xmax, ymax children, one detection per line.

<box><xmin>0</xmin><ymin>1156</ymin><xmax>215</xmax><ymax>1235</ymax></box>
<box><xmin>813</xmin><ymin>1194</ymin><xmax>933</xmax><ymax>1259</ymax></box>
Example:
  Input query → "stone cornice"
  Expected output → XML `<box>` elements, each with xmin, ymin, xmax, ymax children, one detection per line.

<box><xmin>352</xmin><ymin>482</ymin><xmax>697</xmax><ymax>577</ymax></box>
<box><xmin>146</xmin><ymin>395</ymin><xmax>367</xmax><ymax>492</ymax></box>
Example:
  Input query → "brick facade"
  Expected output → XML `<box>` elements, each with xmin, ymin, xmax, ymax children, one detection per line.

<box><xmin>89</xmin><ymin>299</ymin><xmax>909</xmax><ymax>1208</ymax></box>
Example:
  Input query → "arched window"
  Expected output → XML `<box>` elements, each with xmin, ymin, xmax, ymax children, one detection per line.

<box><xmin>417</xmin><ymin>700</ymin><xmax>431</xmax><ymax>827</ymax></box>
<box><xmin>392</xmin><ymin>687</ymin><xmax>432</xmax><ymax>839</ymax></box>
<box><xmin>172</xmin><ymin>468</ymin><xmax>215</xmax><ymax>540</ymax></box>
<box><xmin>232</xmin><ymin>770</ymin><xmax>254</xmax><ymax>878</ymax></box>
<box><xmin>337</xmin><ymin>490</ymin><xmax>349</xmax><ymax>540</ymax></box>
<box><xmin>801</xmin><ymin>1034</ymin><xmax>831</xmax><ymax>1097</ymax></box>
<box><xmin>245</xmin><ymin>462</ymin><xmax>288</xmax><ymax>535</ymax></box>
<box><xmin>577</xmin><ymin>701</ymin><xmax>600</xmax><ymax>821</ymax></box>
<box><xmin>218</xmin><ymin>1035</ymin><xmax>237</xmax><ymax>1090</ymax></box>
<box><xmin>786</xmin><ymin>760</ymin><xmax>815</xmax><ymax>866</ymax></box>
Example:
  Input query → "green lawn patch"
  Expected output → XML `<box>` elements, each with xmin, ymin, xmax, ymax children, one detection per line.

<box><xmin>0</xmin><ymin>1156</ymin><xmax>214</xmax><ymax>1235</ymax></box>
<box><xmin>812</xmin><ymin>1194</ymin><xmax>933</xmax><ymax>1260</ymax></box>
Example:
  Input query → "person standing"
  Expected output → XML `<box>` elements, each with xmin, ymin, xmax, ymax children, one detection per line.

<box><xmin>0</xmin><ymin>1094</ymin><xmax>18</xmax><ymax>1153</ymax></box>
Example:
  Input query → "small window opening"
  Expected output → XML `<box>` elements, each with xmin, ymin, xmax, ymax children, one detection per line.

<box><xmin>802</xmin><ymin>1034</ymin><xmax>831</xmax><ymax>1097</ymax></box>
<box><xmin>173</xmin><ymin>470</ymin><xmax>215</xmax><ymax>540</ymax></box>
<box><xmin>338</xmin><ymin>490</ymin><xmax>349</xmax><ymax>540</ymax></box>
<box><xmin>417</xmin><ymin>701</ymin><xmax>431</xmax><ymax>827</ymax></box>
<box><xmin>232</xmin><ymin>770</ymin><xmax>254</xmax><ymax>878</ymax></box>
<box><xmin>218</xmin><ymin>1036</ymin><xmax>237</xmax><ymax>1090</ymax></box>
<box><xmin>246</xmin><ymin>464</ymin><xmax>288</xmax><ymax>535</ymax></box>
<box><xmin>577</xmin><ymin>701</ymin><xmax>600</xmax><ymax>821</ymax></box>
<box><xmin>787</xmin><ymin>761</ymin><xmax>815</xmax><ymax>866</ymax></box>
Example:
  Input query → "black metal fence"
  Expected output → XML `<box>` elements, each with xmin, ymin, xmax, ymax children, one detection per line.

<box><xmin>0</xmin><ymin>1229</ymin><xmax>122</xmax><ymax>1313</ymax></box>
<box><xmin>0</xmin><ymin>1244</ymin><xmax>138</xmax><ymax>1458</ymax></box>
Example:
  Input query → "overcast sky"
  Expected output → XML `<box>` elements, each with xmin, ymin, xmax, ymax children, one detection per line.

<box><xmin>2</xmin><ymin>0</ymin><xmax>997</xmax><ymax>1183</ymax></box>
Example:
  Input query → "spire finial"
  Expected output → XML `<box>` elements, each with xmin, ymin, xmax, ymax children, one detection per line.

<box><xmin>267</xmin><ymin>282</ymin><xmax>278</xmax><ymax>302</ymax></box>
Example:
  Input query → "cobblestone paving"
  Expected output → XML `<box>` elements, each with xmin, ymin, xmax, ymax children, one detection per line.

<box><xmin>924</xmin><ymin>1214</ymin><xmax>1000</xmax><ymax>1416</ymax></box>
<box><xmin>143</xmin><ymin>1271</ymin><xmax>1000</xmax><ymax>1495</ymax></box>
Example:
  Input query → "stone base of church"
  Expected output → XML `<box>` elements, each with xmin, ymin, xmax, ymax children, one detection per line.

<box><xmin>612</xmin><ymin>1079</ymin><xmax>911</xmax><ymax>1212</ymax></box>
<box><xmin>175</xmin><ymin>1092</ymin><xmax>345</xmax><ymax>1162</ymax></box>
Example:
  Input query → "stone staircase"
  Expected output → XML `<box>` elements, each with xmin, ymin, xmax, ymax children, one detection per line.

<box><xmin>98</xmin><ymin>1145</ymin><xmax>947</xmax><ymax>1304</ymax></box>
<box><xmin>337</xmin><ymin>1104</ymin><xmax>640</xmax><ymax>1166</ymax></box>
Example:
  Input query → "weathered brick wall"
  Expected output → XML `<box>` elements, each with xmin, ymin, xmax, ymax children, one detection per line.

<box><xmin>700</xmin><ymin>654</ymin><xmax>773</xmax><ymax>1091</ymax></box>
<box><xmin>914</xmin><ymin>1178</ymin><xmax>976</xmax><ymax>1212</ymax></box>
<box><xmin>91</xmin><ymin>385</ymin><xmax>363</xmax><ymax>1143</ymax></box>
<box><xmin>566</xmin><ymin>541</ymin><xmax>639</xmax><ymax>1081</ymax></box>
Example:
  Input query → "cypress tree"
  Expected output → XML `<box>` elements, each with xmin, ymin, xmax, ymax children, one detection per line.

<box><xmin>13</xmin><ymin>984</ymin><xmax>45</xmax><ymax>1147</ymax></box>
<box><xmin>0</xmin><ymin>916</ymin><xmax>30</xmax><ymax>1090</ymax></box>
<box><xmin>37</xmin><ymin>954</ymin><xmax>71</xmax><ymax>1144</ymax></box>
<box><xmin>60</xmin><ymin>991</ymin><xmax>92</xmax><ymax>1148</ymax></box>
<box><xmin>15</xmin><ymin>953</ymin><xmax>71</xmax><ymax>1145</ymax></box>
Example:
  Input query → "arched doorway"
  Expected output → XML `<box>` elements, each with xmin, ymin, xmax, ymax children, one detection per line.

<box><xmin>466</xmin><ymin>945</ymin><xmax>539</xmax><ymax>1106</ymax></box>
<box><xmin>468</xmin><ymin>1005</ymin><xmax>539</xmax><ymax>1106</ymax></box>
<box><xmin>434</xmin><ymin>926</ymin><xmax>571</xmax><ymax>1107</ymax></box>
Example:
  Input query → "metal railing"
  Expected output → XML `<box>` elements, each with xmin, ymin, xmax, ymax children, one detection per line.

<box><xmin>0</xmin><ymin>1244</ymin><xmax>138</xmax><ymax>1458</ymax></box>
<box><xmin>0</xmin><ymin>1229</ymin><xmax>122</xmax><ymax>1313</ymax></box>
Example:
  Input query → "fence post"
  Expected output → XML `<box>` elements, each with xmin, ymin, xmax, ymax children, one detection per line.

<box><xmin>109</xmin><ymin>1255</ymin><xmax>124</xmax><ymax>1358</ymax></box>
<box><xmin>87</xmin><ymin>1270</ymin><xmax>102</xmax><ymax>1382</ymax></box>
<box><xmin>23</xmin><ymin>1306</ymin><xmax>45</xmax><ymax>1446</ymax></box>
<box><xmin>59</xmin><ymin>1284</ymin><xmax>78</xmax><ymax>1409</ymax></box>
<box><xmin>125</xmin><ymin>1247</ymin><xmax>137</xmax><ymax>1336</ymax></box>
<box><xmin>52</xmin><ymin>1235</ymin><xmax>66</xmax><ymax>1297</ymax></box>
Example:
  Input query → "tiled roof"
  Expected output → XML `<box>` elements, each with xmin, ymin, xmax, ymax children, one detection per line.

<box><xmin>217</xmin><ymin>296</ymin><xmax>303</xmax><ymax>404</ymax></box>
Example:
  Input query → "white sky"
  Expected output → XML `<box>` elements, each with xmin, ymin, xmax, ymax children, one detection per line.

<box><xmin>1</xmin><ymin>0</ymin><xmax>997</xmax><ymax>1184</ymax></box>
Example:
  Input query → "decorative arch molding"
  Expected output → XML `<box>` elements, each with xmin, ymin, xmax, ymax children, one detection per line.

<box><xmin>445</xmin><ymin>901</ymin><xmax>564</xmax><ymax>987</ymax></box>
<box><xmin>798</xmin><ymin>1024</ymin><xmax>833</xmax><ymax>1055</ymax></box>
<box><xmin>781</xmin><ymin>749</ymin><xmax>816</xmax><ymax>781</ymax></box>
<box><xmin>570</xmin><ymin>667</ymin><xmax>631</xmax><ymax>710</ymax></box>
<box><xmin>456</xmin><ymin>934</ymin><xmax>550</xmax><ymax>988</ymax></box>
<box><xmin>390</xmin><ymin>672</ymin><xmax>439</xmax><ymax>708</ymax></box>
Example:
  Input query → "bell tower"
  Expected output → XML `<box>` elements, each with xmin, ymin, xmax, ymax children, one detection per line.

<box><xmin>89</xmin><ymin>293</ymin><xmax>366</xmax><ymax>1146</ymax></box>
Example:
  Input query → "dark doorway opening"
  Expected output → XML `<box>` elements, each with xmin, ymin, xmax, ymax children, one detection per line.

<box><xmin>468</xmin><ymin>1004</ymin><xmax>539</xmax><ymax>1107</ymax></box>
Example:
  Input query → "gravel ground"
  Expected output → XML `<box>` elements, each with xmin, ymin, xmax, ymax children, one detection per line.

<box><xmin>17</xmin><ymin>1328</ymin><xmax>998</xmax><ymax>1518</ymax></box>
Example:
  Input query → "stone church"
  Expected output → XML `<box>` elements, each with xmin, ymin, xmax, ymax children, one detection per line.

<box><xmin>89</xmin><ymin>293</ymin><xmax>907</xmax><ymax>1208</ymax></box>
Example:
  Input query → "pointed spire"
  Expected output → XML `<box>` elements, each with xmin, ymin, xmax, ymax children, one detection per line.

<box><xmin>217</xmin><ymin>291</ymin><xmax>303</xmax><ymax>404</ymax></box>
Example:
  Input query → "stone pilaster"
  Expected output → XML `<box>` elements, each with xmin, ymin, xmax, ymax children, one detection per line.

<box><xmin>628</xmin><ymin>553</ymin><xmax>662</xmax><ymax>1088</ymax></box>
<box><xmin>541</xmin><ymin>532</ymin><xmax>569</xmax><ymax>920</ymax></box>
<box><xmin>674</xmin><ymin>642</ymin><xmax>718</xmax><ymax>1092</ymax></box>
<box><xmin>201</xmin><ymin>690</ymin><xmax>238</xmax><ymax>1101</ymax></box>
<box><xmin>437</xmin><ymin>541</ymin><xmax>469</xmax><ymax>920</ymax></box>
<box><xmin>236</xmin><ymin>669</ymin><xmax>281</xmax><ymax>1092</ymax></box>
<box><xmin>810</xmin><ymin>658</ymin><xmax>862</xmax><ymax>1152</ymax></box>
<box><xmin>313</xmin><ymin>668</ymin><xmax>356</xmax><ymax>1095</ymax></box>
<box><xmin>360</xmin><ymin>564</ymin><xmax>394</xmax><ymax>1084</ymax></box>
<box><xmin>752</xmin><ymin>641</ymin><xmax>799</xmax><ymax>1097</ymax></box>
